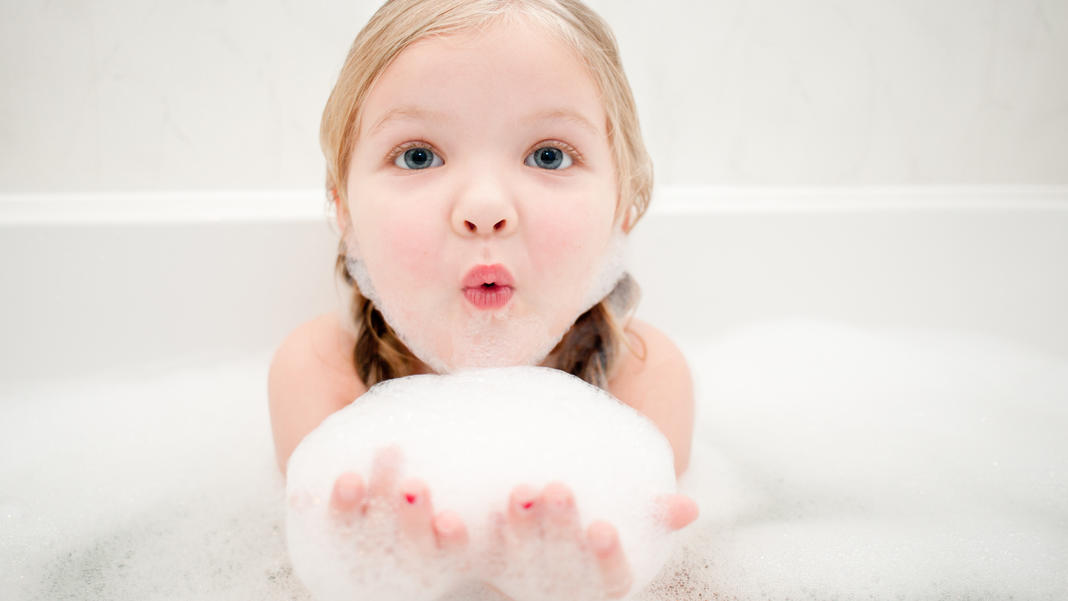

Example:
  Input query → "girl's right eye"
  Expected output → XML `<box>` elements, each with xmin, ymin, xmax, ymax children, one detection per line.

<box><xmin>393</xmin><ymin>146</ymin><xmax>443</xmax><ymax>170</ymax></box>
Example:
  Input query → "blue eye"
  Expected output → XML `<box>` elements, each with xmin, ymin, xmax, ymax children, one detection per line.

<box><xmin>394</xmin><ymin>147</ymin><xmax>443</xmax><ymax>170</ymax></box>
<box><xmin>525</xmin><ymin>146</ymin><xmax>573</xmax><ymax>170</ymax></box>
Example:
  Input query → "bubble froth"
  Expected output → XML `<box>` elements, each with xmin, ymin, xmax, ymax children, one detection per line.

<box><xmin>285</xmin><ymin>366</ymin><xmax>678</xmax><ymax>601</ymax></box>
<box><xmin>343</xmin><ymin>230</ymin><xmax>627</xmax><ymax>373</ymax></box>
<box><xmin>3</xmin><ymin>322</ymin><xmax>1067</xmax><ymax>600</ymax></box>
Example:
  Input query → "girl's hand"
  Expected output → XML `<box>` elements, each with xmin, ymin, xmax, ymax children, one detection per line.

<box><xmin>655</xmin><ymin>492</ymin><xmax>700</xmax><ymax>531</ymax></box>
<box><xmin>326</xmin><ymin>447</ymin><xmax>473</xmax><ymax>596</ymax></box>
<box><xmin>486</xmin><ymin>483</ymin><xmax>698</xmax><ymax>600</ymax></box>
<box><xmin>330</xmin><ymin>446</ymin><xmax>470</xmax><ymax>552</ymax></box>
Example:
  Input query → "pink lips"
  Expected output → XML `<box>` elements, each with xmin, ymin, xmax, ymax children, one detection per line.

<box><xmin>462</xmin><ymin>264</ymin><xmax>515</xmax><ymax>309</ymax></box>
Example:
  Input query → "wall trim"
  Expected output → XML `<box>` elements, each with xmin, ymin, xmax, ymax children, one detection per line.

<box><xmin>2</xmin><ymin>186</ymin><xmax>1067</xmax><ymax>225</ymax></box>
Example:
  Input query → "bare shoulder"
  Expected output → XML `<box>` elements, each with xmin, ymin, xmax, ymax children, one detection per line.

<box><xmin>268</xmin><ymin>312</ymin><xmax>368</xmax><ymax>475</ymax></box>
<box><xmin>607</xmin><ymin>318</ymin><xmax>695</xmax><ymax>477</ymax></box>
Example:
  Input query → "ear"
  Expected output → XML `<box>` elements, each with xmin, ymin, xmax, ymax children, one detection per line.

<box><xmin>332</xmin><ymin>187</ymin><xmax>362</xmax><ymax>258</ymax></box>
<box><xmin>331</xmin><ymin>187</ymin><xmax>348</xmax><ymax>229</ymax></box>
<box><xmin>620</xmin><ymin>203</ymin><xmax>637</xmax><ymax>233</ymax></box>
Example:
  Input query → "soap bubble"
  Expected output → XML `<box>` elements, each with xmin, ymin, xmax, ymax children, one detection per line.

<box><xmin>285</xmin><ymin>366</ymin><xmax>679</xmax><ymax>601</ymax></box>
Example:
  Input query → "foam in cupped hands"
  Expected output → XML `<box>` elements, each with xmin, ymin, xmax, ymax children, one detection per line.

<box><xmin>285</xmin><ymin>366</ymin><xmax>679</xmax><ymax>601</ymax></box>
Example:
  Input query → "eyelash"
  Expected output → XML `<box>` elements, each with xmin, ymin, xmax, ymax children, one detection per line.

<box><xmin>385</xmin><ymin>140</ymin><xmax>441</xmax><ymax>165</ymax></box>
<box><xmin>532</xmin><ymin>140</ymin><xmax>584</xmax><ymax>165</ymax></box>
<box><xmin>383</xmin><ymin>139</ymin><xmax>584</xmax><ymax>167</ymax></box>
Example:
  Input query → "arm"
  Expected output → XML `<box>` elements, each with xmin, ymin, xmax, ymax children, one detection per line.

<box><xmin>268</xmin><ymin>312</ymin><xmax>368</xmax><ymax>475</ymax></box>
<box><xmin>606</xmin><ymin>318</ymin><xmax>695</xmax><ymax>478</ymax></box>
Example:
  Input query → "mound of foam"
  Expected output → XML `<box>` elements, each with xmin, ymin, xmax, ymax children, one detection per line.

<box><xmin>6</xmin><ymin>321</ymin><xmax>1066</xmax><ymax>601</ymax></box>
<box><xmin>285</xmin><ymin>366</ymin><xmax>679</xmax><ymax>601</ymax></box>
<box><xmin>641</xmin><ymin>320</ymin><xmax>1068</xmax><ymax>600</ymax></box>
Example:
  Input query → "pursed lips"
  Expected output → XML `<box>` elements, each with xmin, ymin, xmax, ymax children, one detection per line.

<box><xmin>462</xmin><ymin>264</ymin><xmax>515</xmax><ymax>309</ymax></box>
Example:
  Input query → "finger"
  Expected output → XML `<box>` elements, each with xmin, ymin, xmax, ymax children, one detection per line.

<box><xmin>397</xmin><ymin>478</ymin><xmax>434</xmax><ymax>550</ymax></box>
<box><xmin>506</xmin><ymin>484</ymin><xmax>540</xmax><ymax>538</ymax></box>
<box><xmin>541</xmin><ymin>482</ymin><xmax>580</xmax><ymax>537</ymax></box>
<box><xmin>489</xmin><ymin>510</ymin><xmax>507</xmax><ymax>548</ymax></box>
<box><xmin>329</xmin><ymin>471</ymin><xmax>365</xmax><ymax>516</ymax></box>
<box><xmin>656</xmin><ymin>494</ymin><xmax>699</xmax><ymax>531</ymax></box>
<box><xmin>587</xmin><ymin>520</ymin><xmax>633</xmax><ymax>599</ymax></box>
<box><xmin>432</xmin><ymin>510</ymin><xmax>469</xmax><ymax>550</ymax></box>
<box><xmin>367</xmin><ymin>445</ymin><xmax>403</xmax><ymax>501</ymax></box>
<box><xmin>484</xmin><ymin>511</ymin><xmax>509</xmax><ymax>577</ymax></box>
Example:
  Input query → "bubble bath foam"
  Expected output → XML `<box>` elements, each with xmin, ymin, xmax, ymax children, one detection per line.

<box><xmin>2</xmin><ymin>321</ymin><xmax>1066</xmax><ymax>600</ymax></box>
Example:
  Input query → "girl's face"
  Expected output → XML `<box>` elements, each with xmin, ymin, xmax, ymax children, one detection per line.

<box><xmin>342</xmin><ymin>17</ymin><xmax>623</xmax><ymax>372</ymax></box>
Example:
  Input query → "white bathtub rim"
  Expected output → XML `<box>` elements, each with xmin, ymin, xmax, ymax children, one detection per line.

<box><xmin>2</xmin><ymin>185</ymin><xmax>1067</xmax><ymax>225</ymax></box>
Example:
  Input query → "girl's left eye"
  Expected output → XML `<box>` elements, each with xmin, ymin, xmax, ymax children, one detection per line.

<box><xmin>525</xmin><ymin>146</ymin><xmax>574</xmax><ymax>170</ymax></box>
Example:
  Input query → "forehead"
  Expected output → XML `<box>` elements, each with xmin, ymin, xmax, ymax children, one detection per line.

<box><xmin>360</xmin><ymin>17</ymin><xmax>606</xmax><ymax>137</ymax></box>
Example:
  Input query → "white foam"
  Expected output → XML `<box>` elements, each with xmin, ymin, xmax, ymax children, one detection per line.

<box><xmin>285</xmin><ymin>366</ymin><xmax>678</xmax><ymax>601</ymax></box>
<box><xmin>643</xmin><ymin>321</ymin><xmax>1068</xmax><ymax>599</ymax></box>
<box><xmin>2</xmin><ymin>321</ymin><xmax>1067</xmax><ymax>600</ymax></box>
<box><xmin>343</xmin><ymin>229</ymin><xmax>627</xmax><ymax>373</ymax></box>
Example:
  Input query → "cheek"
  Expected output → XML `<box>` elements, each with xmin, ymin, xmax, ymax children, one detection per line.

<box><xmin>525</xmin><ymin>190</ymin><xmax>616</xmax><ymax>274</ymax></box>
<box><xmin>531</xmin><ymin>219</ymin><xmax>588</xmax><ymax>261</ymax></box>
<box><xmin>388</xmin><ymin>228</ymin><xmax>440</xmax><ymax>282</ymax></box>
<box><xmin>377</xmin><ymin>219</ymin><xmax>441</xmax><ymax>278</ymax></box>
<box><xmin>350</xmin><ymin>198</ymin><xmax>443</xmax><ymax>281</ymax></box>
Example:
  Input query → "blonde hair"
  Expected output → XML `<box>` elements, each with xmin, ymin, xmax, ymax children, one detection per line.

<box><xmin>322</xmin><ymin>0</ymin><xmax>651</xmax><ymax>388</ymax></box>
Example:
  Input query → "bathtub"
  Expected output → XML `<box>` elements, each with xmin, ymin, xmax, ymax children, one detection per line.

<box><xmin>2</xmin><ymin>187</ymin><xmax>1066</xmax><ymax>600</ymax></box>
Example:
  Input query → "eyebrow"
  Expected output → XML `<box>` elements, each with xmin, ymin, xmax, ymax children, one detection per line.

<box><xmin>367</xmin><ymin>105</ymin><xmax>601</xmax><ymax>137</ymax></box>
<box><xmin>368</xmin><ymin>106</ymin><xmax>452</xmax><ymax>136</ymax></box>
<box><xmin>526</xmin><ymin>108</ymin><xmax>601</xmax><ymax>137</ymax></box>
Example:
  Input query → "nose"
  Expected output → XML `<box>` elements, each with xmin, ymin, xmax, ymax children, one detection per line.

<box><xmin>450</xmin><ymin>176</ymin><xmax>519</xmax><ymax>238</ymax></box>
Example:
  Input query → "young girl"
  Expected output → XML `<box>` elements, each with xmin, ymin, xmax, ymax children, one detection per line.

<box><xmin>269</xmin><ymin>0</ymin><xmax>697</xmax><ymax>597</ymax></box>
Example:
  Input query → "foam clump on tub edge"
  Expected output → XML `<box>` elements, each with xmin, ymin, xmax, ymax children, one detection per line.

<box><xmin>285</xmin><ymin>366</ymin><xmax>679</xmax><ymax>601</ymax></box>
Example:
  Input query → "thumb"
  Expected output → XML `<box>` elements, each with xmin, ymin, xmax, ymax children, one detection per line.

<box><xmin>655</xmin><ymin>494</ymin><xmax>699</xmax><ymax>531</ymax></box>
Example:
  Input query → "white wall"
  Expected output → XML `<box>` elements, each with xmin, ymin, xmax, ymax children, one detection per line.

<box><xmin>2</xmin><ymin>194</ymin><xmax>1067</xmax><ymax>385</ymax></box>
<box><xmin>2</xmin><ymin>1</ymin><xmax>1066</xmax><ymax>384</ymax></box>
<box><xmin>1</xmin><ymin>0</ymin><xmax>1065</xmax><ymax>192</ymax></box>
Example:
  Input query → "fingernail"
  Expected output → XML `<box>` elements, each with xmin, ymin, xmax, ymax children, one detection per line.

<box><xmin>515</xmin><ymin>488</ymin><xmax>536</xmax><ymax>511</ymax></box>
<box><xmin>404</xmin><ymin>493</ymin><xmax>417</xmax><ymax>505</ymax></box>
